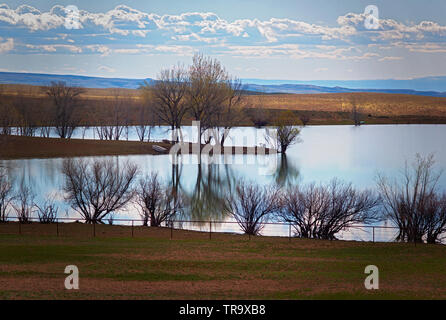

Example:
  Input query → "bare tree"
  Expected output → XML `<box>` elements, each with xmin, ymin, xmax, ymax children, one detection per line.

<box><xmin>96</xmin><ymin>90</ymin><xmax>122</xmax><ymax>140</ymax></box>
<box><xmin>0</xmin><ymin>102</ymin><xmax>14</xmax><ymax>135</ymax></box>
<box><xmin>212</xmin><ymin>78</ymin><xmax>244</xmax><ymax>147</ymax></box>
<box><xmin>280</xmin><ymin>179</ymin><xmax>380</xmax><ymax>240</ymax></box>
<box><xmin>95</xmin><ymin>89</ymin><xmax>131</xmax><ymax>141</ymax></box>
<box><xmin>135</xmin><ymin>102</ymin><xmax>156</xmax><ymax>142</ymax></box>
<box><xmin>266</xmin><ymin>112</ymin><xmax>301</xmax><ymax>154</ymax></box>
<box><xmin>224</xmin><ymin>182</ymin><xmax>282</xmax><ymax>235</ymax></box>
<box><xmin>34</xmin><ymin>196</ymin><xmax>59</xmax><ymax>223</ymax></box>
<box><xmin>377</xmin><ymin>154</ymin><xmax>446</xmax><ymax>244</ymax></box>
<box><xmin>62</xmin><ymin>158</ymin><xmax>139</xmax><ymax>223</ymax></box>
<box><xmin>45</xmin><ymin>81</ymin><xmax>83</xmax><ymax>139</ymax></box>
<box><xmin>135</xmin><ymin>173</ymin><xmax>182</xmax><ymax>227</ymax></box>
<box><xmin>12</xmin><ymin>95</ymin><xmax>38</xmax><ymax>137</ymax></box>
<box><xmin>142</xmin><ymin>65</ymin><xmax>188</xmax><ymax>143</ymax></box>
<box><xmin>187</xmin><ymin>54</ymin><xmax>229</xmax><ymax>148</ymax></box>
<box><xmin>245</xmin><ymin>91</ymin><xmax>270</xmax><ymax>128</ymax></box>
<box><xmin>0</xmin><ymin>84</ymin><xmax>13</xmax><ymax>136</ymax></box>
<box><xmin>0</xmin><ymin>168</ymin><xmax>14</xmax><ymax>222</ymax></box>
<box><xmin>297</xmin><ymin>112</ymin><xmax>311</xmax><ymax>126</ymax></box>
<box><xmin>350</xmin><ymin>96</ymin><xmax>361</xmax><ymax>126</ymax></box>
<box><xmin>246</xmin><ymin>107</ymin><xmax>270</xmax><ymax>128</ymax></box>
<box><xmin>12</xmin><ymin>178</ymin><xmax>35</xmax><ymax>223</ymax></box>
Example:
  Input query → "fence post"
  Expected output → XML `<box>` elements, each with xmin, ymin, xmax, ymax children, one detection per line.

<box><xmin>289</xmin><ymin>223</ymin><xmax>291</xmax><ymax>242</ymax></box>
<box><xmin>209</xmin><ymin>220</ymin><xmax>212</xmax><ymax>240</ymax></box>
<box><xmin>131</xmin><ymin>220</ymin><xmax>134</xmax><ymax>238</ymax></box>
<box><xmin>372</xmin><ymin>227</ymin><xmax>375</xmax><ymax>243</ymax></box>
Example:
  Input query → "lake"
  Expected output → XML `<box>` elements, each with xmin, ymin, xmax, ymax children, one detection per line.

<box><xmin>2</xmin><ymin>124</ymin><xmax>446</xmax><ymax>242</ymax></box>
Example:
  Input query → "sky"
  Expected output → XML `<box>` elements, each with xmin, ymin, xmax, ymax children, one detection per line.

<box><xmin>1</xmin><ymin>0</ymin><xmax>446</xmax><ymax>81</ymax></box>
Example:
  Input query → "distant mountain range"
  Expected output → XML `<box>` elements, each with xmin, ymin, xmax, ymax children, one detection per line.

<box><xmin>243</xmin><ymin>76</ymin><xmax>446</xmax><ymax>92</ymax></box>
<box><xmin>0</xmin><ymin>72</ymin><xmax>154</xmax><ymax>89</ymax></box>
<box><xmin>1</xmin><ymin>72</ymin><xmax>446</xmax><ymax>97</ymax></box>
<box><xmin>242</xmin><ymin>83</ymin><xmax>446</xmax><ymax>97</ymax></box>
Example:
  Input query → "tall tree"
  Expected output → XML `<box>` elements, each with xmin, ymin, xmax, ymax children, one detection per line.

<box><xmin>212</xmin><ymin>78</ymin><xmax>244</xmax><ymax>147</ymax></box>
<box><xmin>45</xmin><ymin>81</ymin><xmax>83</xmax><ymax>139</ymax></box>
<box><xmin>142</xmin><ymin>65</ymin><xmax>188</xmax><ymax>143</ymax></box>
<box><xmin>0</xmin><ymin>168</ymin><xmax>14</xmax><ymax>222</ymax></box>
<box><xmin>377</xmin><ymin>154</ymin><xmax>446</xmax><ymax>243</ymax></box>
<box><xmin>135</xmin><ymin>173</ymin><xmax>182</xmax><ymax>227</ymax></box>
<box><xmin>96</xmin><ymin>89</ymin><xmax>128</xmax><ymax>141</ymax></box>
<box><xmin>265</xmin><ymin>111</ymin><xmax>301</xmax><ymax>154</ymax></box>
<box><xmin>62</xmin><ymin>158</ymin><xmax>139</xmax><ymax>223</ymax></box>
<box><xmin>187</xmin><ymin>54</ymin><xmax>229</xmax><ymax>149</ymax></box>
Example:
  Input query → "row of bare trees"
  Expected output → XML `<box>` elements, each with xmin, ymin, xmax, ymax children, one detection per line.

<box><xmin>140</xmin><ymin>54</ymin><xmax>245</xmax><ymax>150</ymax></box>
<box><xmin>1</xmin><ymin>55</ymin><xmax>300</xmax><ymax>154</ymax></box>
<box><xmin>279</xmin><ymin>180</ymin><xmax>380</xmax><ymax>239</ymax></box>
<box><xmin>0</xmin><ymin>169</ymin><xmax>59</xmax><ymax>223</ymax></box>
<box><xmin>225</xmin><ymin>154</ymin><xmax>446</xmax><ymax>243</ymax></box>
<box><xmin>142</xmin><ymin>54</ymin><xmax>302</xmax><ymax>154</ymax></box>
<box><xmin>0</xmin><ymin>94</ymin><xmax>49</xmax><ymax>137</ymax></box>
<box><xmin>0</xmin><ymin>82</ymin><xmax>155</xmax><ymax>141</ymax></box>
<box><xmin>0</xmin><ymin>82</ymin><xmax>83</xmax><ymax>139</ymax></box>
<box><xmin>224</xmin><ymin>179</ymin><xmax>380</xmax><ymax>239</ymax></box>
<box><xmin>3</xmin><ymin>153</ymin><xmax>445</xmax><ymax>243</ymax></box>
<box><xmin>61</xmin><ymin>158</ymin><xmax>181</xmax><ymax>226</ymax></box>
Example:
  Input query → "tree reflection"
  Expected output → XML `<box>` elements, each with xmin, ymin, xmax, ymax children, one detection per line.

<box><xmin>170</xmin><ymin>158</ymin><xmax>237</xmax><ymax>226</ymax></box>
<box><xmin>273</xmin><ymin>154</ymin><xmax>300</xmax><ymax>187</ymax></box>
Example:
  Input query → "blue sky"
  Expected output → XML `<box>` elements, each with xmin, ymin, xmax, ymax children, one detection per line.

<box><xmin>1</xmin><ymin>0</ymin><xmax>446</xmax><ymax>80</ymax></box>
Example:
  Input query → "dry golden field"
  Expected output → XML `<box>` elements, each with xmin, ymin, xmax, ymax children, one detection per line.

<box><xmin>2</xmin><ymin>84</ymin><xmax>446</xmax><ymax>126</ymax></box>
<box><xmin>244</xmin><ymin>92</ymin><xmax>446</xmax><ymax>117</ymax></box>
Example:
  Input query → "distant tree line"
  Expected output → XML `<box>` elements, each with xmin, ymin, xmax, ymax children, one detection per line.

<box><xmin>0</xmin><ymin>54</ymin><xmax>304</xmax><ymax>154</ymax></box>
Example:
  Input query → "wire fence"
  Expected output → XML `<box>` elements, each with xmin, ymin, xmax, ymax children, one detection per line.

<box><xmin>0</xmin><ymin>216</ymin><xmax>402</xmax><ymax>243</ymax></box>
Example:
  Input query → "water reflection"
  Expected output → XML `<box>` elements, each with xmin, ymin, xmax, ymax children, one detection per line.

<box><xmin>2</xmin><ymin>124</ymin><xmax>446</xmax><ymax>241</ymax></box>
<box><xmin>274</xmin><ymin>155</ymin><xmax>300</xmax><ymax>187</ymax></box>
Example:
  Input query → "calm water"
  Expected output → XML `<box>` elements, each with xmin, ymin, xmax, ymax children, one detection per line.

<box><xmin>2</xmin><ymin>124</ymin><xmax>446</xmax><ymax>241</ymax></box>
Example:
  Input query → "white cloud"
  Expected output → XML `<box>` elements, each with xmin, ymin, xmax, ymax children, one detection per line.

<box><xmin>86</xmin><ymin>44</ymin><xmax>112</xmax><ymax>56</ymax></box>
<box><xmin>379</xmin><ymin>56</ymin><xmax>403</xmax><ymax>62</ymax></box>
<box><xmin>2</xmin><ymin>3</ymin><xmax>446</xmax><ymax>67</ymax></box>
<box><xmin>2</xmin><ymin>4</ymin><xmax>445</xmax><ymax>46</ymax></box>
<box><xmin>395</xmin><ymin>42</ymin><xmax>446</xmax><ymax>53</ymax></box>
<box><xmin>25</xmin><ymin>43</ymin><xmax>82</xmax><ymax>53</ymax></box>
<box><xmin>0</xmin><ymin>37</ymin><xmax>13</xmax><ymax>53</ymax></box>
<box><xmin>224</xmin><ymin>44</ymin><xmax>379</xmax><ymax>61</ymax></box>
<box><xmin>98</xmin><ymin>65</ymin><xmax>115</xmax><ymax>73</ymax></box>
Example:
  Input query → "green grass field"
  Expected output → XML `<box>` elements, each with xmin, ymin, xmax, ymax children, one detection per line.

<box><xmin>0</xmin><ymin>223</ymin><xmax>445</xmax><ymax>299</ymax></box>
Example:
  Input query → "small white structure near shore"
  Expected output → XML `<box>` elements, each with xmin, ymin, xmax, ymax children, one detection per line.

<box><xmin>152</xmin><ymin>145</ymin><xmax>168</xmax><ymax>153</ymax></box>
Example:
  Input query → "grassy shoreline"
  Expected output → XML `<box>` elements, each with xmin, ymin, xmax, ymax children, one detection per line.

<box><xmin>0</xmin><ymin>222</ymin><xmax>445</xmax><ymax>299</ymax></box>
<box><xmin>0</xmin><ymin>135</ymin><xmax>172</xmax><ymax>160</ymax></box>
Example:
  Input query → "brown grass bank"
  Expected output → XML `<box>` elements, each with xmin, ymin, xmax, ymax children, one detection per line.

<box><xmin>0</xmin><ymin>136</ymin><xmax>273</xmax><ymax>160</ymax></box>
